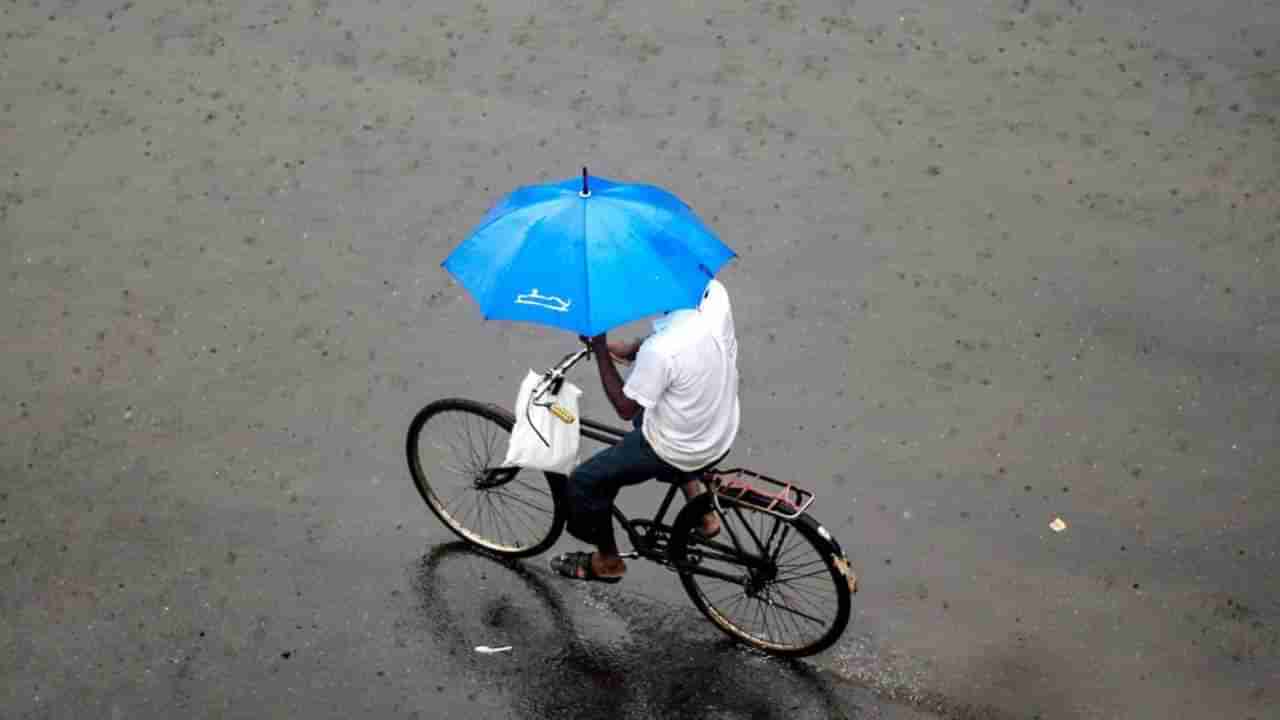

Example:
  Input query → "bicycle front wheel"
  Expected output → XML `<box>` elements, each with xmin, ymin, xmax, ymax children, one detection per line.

<box><xmin>670</xmin><ymin>493</ymin><xmax>853</xmax><ymax>657</ymax></box>
<box><xmin>406</xmin><ymin>398</ymin><xmax>565</xmax><ymax>557</ymax></box>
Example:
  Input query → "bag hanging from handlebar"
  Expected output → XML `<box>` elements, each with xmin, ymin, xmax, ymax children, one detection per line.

<box><xmin>501</xmin><ymin>369</ymin><xmax>582</xmax><ymax>475</ymax></box>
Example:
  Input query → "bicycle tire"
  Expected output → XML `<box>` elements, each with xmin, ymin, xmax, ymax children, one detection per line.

<box><xmin>669</xmin><ymin>493</ymin><xmax>852</xmax><ymax>657</ymax></box>
<box><xmin>406</xmin><ymin>398</ymin><xmax>565</xmax><ymax>557</ymax></box>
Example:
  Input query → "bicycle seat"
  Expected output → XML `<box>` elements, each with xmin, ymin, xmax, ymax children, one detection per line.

<box><xmin>693</xmin><ymin>447</ymin><xmax>732</xmax><ymax>477</ymax></box>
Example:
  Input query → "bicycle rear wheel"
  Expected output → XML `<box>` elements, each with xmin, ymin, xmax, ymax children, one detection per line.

<box><xmin>670</xmin><ymin>493</ymin><xmax>852</xmax><ymax>657</ymax></box>
<box><xmin>406</xmin><ymin>398</ymin><xmax>564</xmax><ymax>557</ymax></box>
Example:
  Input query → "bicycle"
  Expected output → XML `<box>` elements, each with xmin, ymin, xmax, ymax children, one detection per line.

<box><xmin>405</xmin><ymin>346</ymin><xmax>858</xmax><ymax>657</ymax></box>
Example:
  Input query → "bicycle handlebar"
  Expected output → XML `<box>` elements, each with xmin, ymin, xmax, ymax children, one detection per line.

<box><xmin>547</xmin><ymin>346</ymin><xmax>591</xmax><ymax>377</ymax></box>
<box><xmin>530</xmin><ymin>345</ymin><xmax>591</xmax><ymax>403</ymax></box>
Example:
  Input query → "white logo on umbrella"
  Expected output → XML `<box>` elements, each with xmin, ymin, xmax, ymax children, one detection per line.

<box><xmin>516</xmin><ymin>288</ymin><xmax>571</xmax><ymax>312</ymax></box>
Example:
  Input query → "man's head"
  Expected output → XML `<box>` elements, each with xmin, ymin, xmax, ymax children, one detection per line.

<box><xmin>651</xmin><ymin>278</ymin><xmax>724</xmax><ymax>335</ymax></box>
<box><xmin>651</xmin><ymin>308</ymin><xmax>697</xmax><ymax>334</ymax></box>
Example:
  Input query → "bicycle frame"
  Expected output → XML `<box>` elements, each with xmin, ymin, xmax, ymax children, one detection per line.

<box><xmin>539</xmin><ymin>345</ymin><xmax>820</xmax><ymax>586</ymax></box>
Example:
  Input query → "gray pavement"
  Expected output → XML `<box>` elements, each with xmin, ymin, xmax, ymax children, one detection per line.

<box><xmin>3</xmin><ymin>0</ymin><xmax>1279</xmax><ymax>718</ymax></box>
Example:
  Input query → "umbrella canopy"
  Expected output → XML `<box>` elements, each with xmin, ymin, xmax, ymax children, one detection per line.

<box><xmin>442</xmin><ymin>170</ymin><xmax>736</xmax><ymax>338</ymax></box>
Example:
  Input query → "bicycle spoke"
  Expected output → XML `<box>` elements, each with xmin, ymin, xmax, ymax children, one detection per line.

<box><xmin>771</xmin><ymin>607</ymin><xmax>795</xmax><ymax>641</ymax></box>
<box><xmin>511</xmin><ymin>475</ymin><xmax>553</xmax><ymax>499</ymax></box>
<box><xmin>774</xmin><ymin>569</ymin><xmax>833</xmax><ymax>598</ymax></box>
<box><xmin>439</xmin><ymin>460</ymin><xmax>471</xmax><ymax>478</ymax></box>
<box><xmin>783</xmin><ymin>586</ymin><xmax>836</xmax><ymax>613</ymax></box>
<box><xmin>441</xmin><ymin>420</ymin><xmax>471</xmax><ymax>472</ymax></box>
<box><xmin>731</xmin><ymin>504</ymin><xmax>769</xmax><ymax>557</ymax></box>
<box><xmin>771</xmin><ymin>582</ymin><xmax>828</xmax><ymax>620</ymax></box>
<box><xmin>775</xmin><ymin>579</ymin><xmax>832</xmax><ymax>606</ymax></box>
<box><xmin>473</xmin><ymin>491</ymin><xmax>494</xmax><ymax>542</ymax></box>
<box><xmin>477</xmin><ymin>414</ymin><xmax>498</xmax><ymax>462</ymax></box>
<box><xmin>483</xmin><ymin>492</ymin><xmax>511</xmax><ymax>546</ymax></box>
<box><xmin>756</xmin><ymin>597</ymin><xmax>773</xmax><ymax>641</ymax></box>
<box><xmin>767</xmin><ymin>595</ymin><xmax>801</xmax><ymax>643</ymax></box>
<box><xmin>776</xmin><ymin>590</ymin><xmax>808</xmax><ymax>640</ymax></box>
<box><xmin>485</xmin><ymin>492</ymin><xmax>510</xmax><ymax>546</ymax></box>
<box><xmin>775</xmin><ymin>593</ymin><xmax>811</xmax><ymax>641</ymax></box>
<box><xmin>491</xmin><ymin>492</ymin><xmax>517</xmax><ymax>545</ymax></box>
<box><xmin>749</xmin><ymin>603</ymin><xmax>771</xmax><ymax>638</ymax></box>
<box><xmin>437</xmin><ymin>438</ymin><xmax>465</xmax><ymax>473</ymax></box>
<box><xmin>764</xmin><ymin>589</ymin><xmax>826</xmax><ymax>626</ymax></box>
<box><xmin>499</xmin><ymin>492</ymin><xmax>542</xmax><ymax>539</ymax></box>
<box><xmin>490</xmin><ymin>487</ymin><xmax>554</xmax><ymax>516</ymax></box>
<box><xmin>774</xmin><ymin>534</ymin><xmax>813</xmax><ymax>567</ymax></box>
<box><xmin>492</xmin><ymin>492</ymin><xmax>526</xmax><ymax>546</ymax></box>
<box><xmin>776</xmin><ymin>550</ymin><xmax>826</xmax><ymax>567</ymax></box>
<box><xmin>764</xmin><ymin>519</ymin><xmax>788</xmax><ymax>562</ymax></box>
<box><xmin>775</xmin><ymin>565</ymin><xmax>832</xmax><ymax>582</ymax></box>
<box><xmin>466</xmin><ymin>413</ymin><xmax>489</xmax><ymax>473</ymax></box>
<box><xmin>488</xmin><ymin>486</ymin><xmax>542</xmax><ymax>521</ymax></box>
<box><xmin>466</xmin><ymin>490</ymin><xmax>489</xmax><ymax>532</ymax></box>
<box><xmin>442</xmin><ymin>481</ymin><xmax>478</xmax><ymax>515</ymax></box>
<box><xmin>460</xmin><ymin>413</ymin><xmax>484</xmax><ymax>473</ymax></box>
<box><xmin>451</xmin><ymin>488</ymin><xmax>481</xmax><ymax>531</ymax></box>
<box><xmin>511</xmin><ymin>493</ymin><xmax>553</xmax><ymax>532</ymax></box>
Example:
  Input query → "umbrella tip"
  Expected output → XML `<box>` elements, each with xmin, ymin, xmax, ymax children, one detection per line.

<box><xmin>580</xmin><ymin>167</ymin><xmax>590</xmax><ymax>197</ymax></box>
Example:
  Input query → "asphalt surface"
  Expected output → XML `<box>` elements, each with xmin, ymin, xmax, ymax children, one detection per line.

<box><xmin>3</xmin><ymin>1</ymin><xmax>1279</xmax><ymax>718</ymax></box>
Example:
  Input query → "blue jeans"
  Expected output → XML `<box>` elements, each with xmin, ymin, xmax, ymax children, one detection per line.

<box><xmin>563</xmin><ymin>411</ymin><xmax>705</xmax><ymax>552</ymax></box>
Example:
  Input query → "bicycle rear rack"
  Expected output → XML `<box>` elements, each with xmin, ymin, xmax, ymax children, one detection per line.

<box><xmin>708</xmin><ymin>468</ymin><xmax>814</xmax><ymax>520</ymax></box>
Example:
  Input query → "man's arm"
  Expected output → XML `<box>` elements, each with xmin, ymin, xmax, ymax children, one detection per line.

<box><xmin>607</xmin><ymin>336</ymin><xmax>648</xmax><ymax>364</ymax></box>
<box><xmin>587</xmin><ymin>334</ymin><xmax>641</xmax><ymax>421</ymax></box>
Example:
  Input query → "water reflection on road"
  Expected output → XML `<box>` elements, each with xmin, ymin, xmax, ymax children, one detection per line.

<box><xmin>409</xmin><ymin>542</ymin><xmax>913</xmax><ymax>720</ymax></box>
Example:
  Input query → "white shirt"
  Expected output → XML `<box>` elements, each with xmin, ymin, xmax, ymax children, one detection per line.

<box><xmin>622</xmin><ymin>279</ymin><xmax>740</xmax><ymax>472</ymax></box>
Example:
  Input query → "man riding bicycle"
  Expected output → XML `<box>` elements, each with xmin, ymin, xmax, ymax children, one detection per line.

<box><xmin>550</xmin><ymin>277</ymin><xmax>740</xmax><ymax>583</ymax></box>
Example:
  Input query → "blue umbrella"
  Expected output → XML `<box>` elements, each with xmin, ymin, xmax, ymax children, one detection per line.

<box><xmin>442</xmin><ymin>169</ymin><xmax>736</xmax><ymax>338</ymax></box>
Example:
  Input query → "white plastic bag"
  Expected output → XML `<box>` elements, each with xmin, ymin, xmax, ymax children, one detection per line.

<box><xmin>501</xmin><ymin>370</ymin><xmax>582</xmax><ymax>475</ymax></box>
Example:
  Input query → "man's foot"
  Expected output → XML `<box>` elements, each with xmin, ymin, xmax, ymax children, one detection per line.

<box><xmin>549</xmin><ymin>551</ymin><xmax>624</xmax><ymax>583</ymax></box>
<box><xmin>682</xmin><ymin>479</ymin><xmax>721</xmax><ymax>538</ymax></box>
<box><xmin>698</xmin><ymin>513</ymin><xmax>721</xmax><ymax>540</ymax></box>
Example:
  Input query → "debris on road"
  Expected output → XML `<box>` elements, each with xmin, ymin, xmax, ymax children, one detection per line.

<box><xmin>1049</xmin><ymin>517</ymin><xmax>1068</xmax><ymax>533</ymax></box>
<box><xmin>475</xmin><ymin>645</ymin><xmax>513</xmax><ymax>654</ymax></box>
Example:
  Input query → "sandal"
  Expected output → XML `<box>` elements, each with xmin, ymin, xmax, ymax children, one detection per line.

<box><xmin>696</xmin><ymin>514</ymin><xmax>721</xmax><ymax>540</ymax></box>
<box><xmin>549</xmin><ymin>551</ymin><xmax>622</xmax><ymax>584</ymax></box>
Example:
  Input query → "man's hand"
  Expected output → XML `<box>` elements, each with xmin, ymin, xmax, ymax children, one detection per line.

<box><xmin>579</xmin><ymin>333</ymin><xmax>643</xmax><ymax>363</ymax></box>
<box><xmin>606</xmin><ymin>338</ymin><xmax>642</xmax><ymax>364</ymax></box>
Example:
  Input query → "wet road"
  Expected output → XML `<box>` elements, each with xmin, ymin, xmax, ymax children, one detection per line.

<box><xmin>411</xmin><ymin>542</ymin><xmax>932</xmax><ymax>719</ymax></box>
<box><xmin>3</xmin><ymin>0</ymin><xmax>1279</xmax><ymax>718</ymax></box>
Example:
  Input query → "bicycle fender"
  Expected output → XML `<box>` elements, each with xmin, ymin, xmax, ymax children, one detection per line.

<box><xmin>814</xmin><ymin>523</ymin><xmax>859</xmax><ymax>594</ymax></box>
